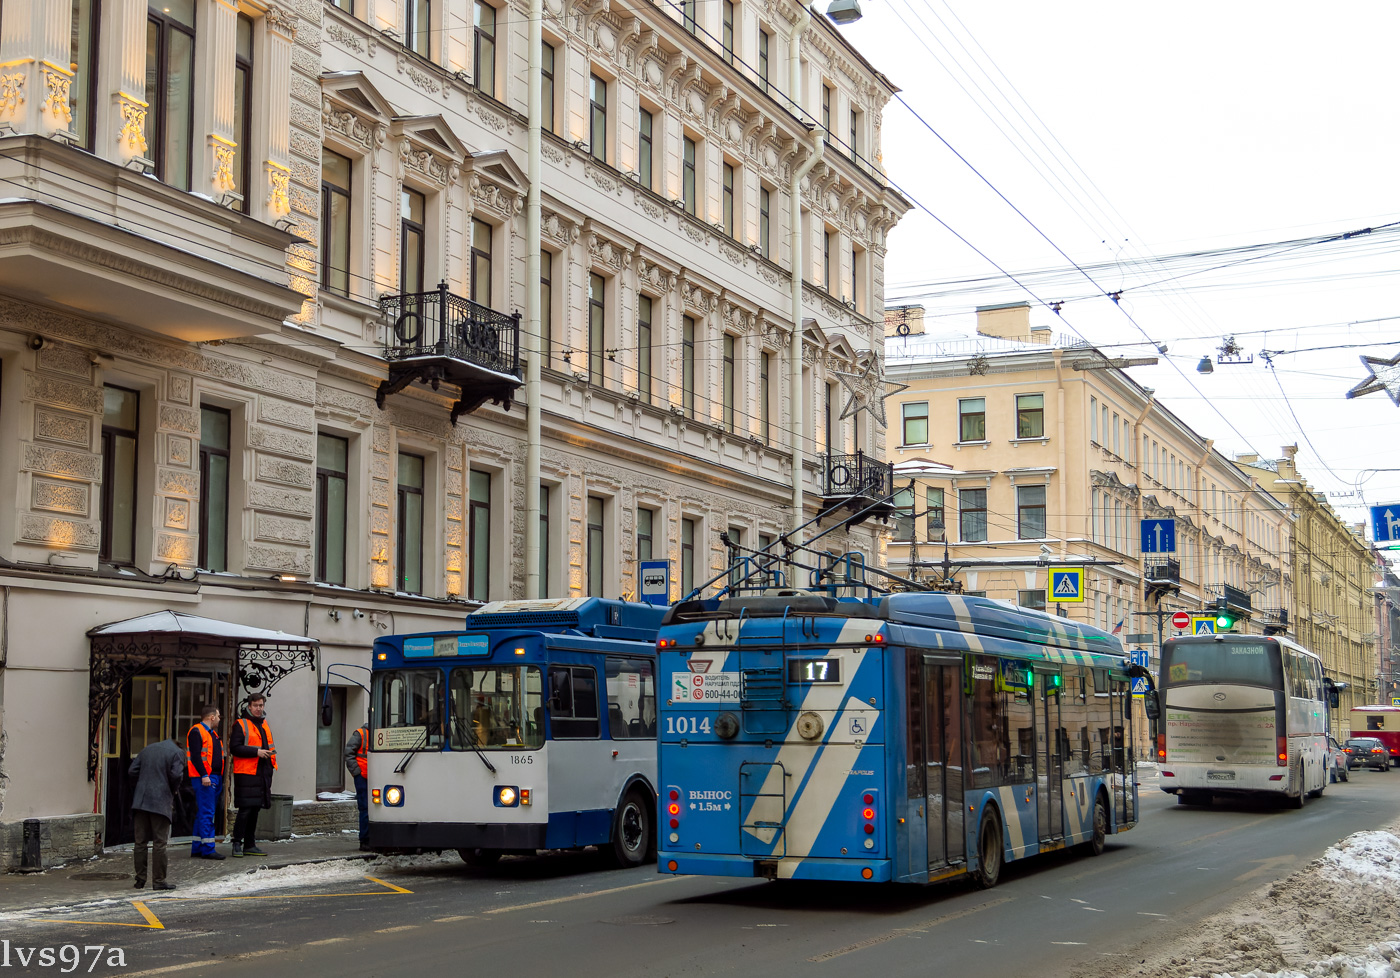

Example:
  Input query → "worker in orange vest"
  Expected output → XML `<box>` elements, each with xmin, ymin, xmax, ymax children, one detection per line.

<box><xmin>344</xmin><ymin>722</ymin><xmax>370</xmax><ymax>851</ymax></box>
<box><xmin>185</xmin><ymin>704</ymin><xmax>226</xmax><ymax>860</ymax></box>
<box><xmin>229</xmin><ymin>693</ymin><xmax>275</xmax><ymax>858</ymax></box>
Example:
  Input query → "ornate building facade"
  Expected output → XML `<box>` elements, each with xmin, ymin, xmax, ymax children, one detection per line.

<box><xmin>0</xmin><ymin>0</ymin><xmax>907</xmax><ymax>865</ymax></box>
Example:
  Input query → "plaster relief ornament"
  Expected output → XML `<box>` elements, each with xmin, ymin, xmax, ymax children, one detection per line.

<box><xmin>1345</xmin><ymin>350</ymin><xmax>1400</xmax><ymax>406</ymax></box>
<box><xmin>835</xmin><ymin>353</ymin><xmax>907</xmax><ymax>428</ymax></box>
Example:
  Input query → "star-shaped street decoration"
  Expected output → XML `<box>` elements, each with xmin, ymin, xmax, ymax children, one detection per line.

<box><xmin>1345</xmin><ymin>351</ymin><xmax>1400</xmax><ymax>407</ymax></box>
<box><xmin>835</xmin><ymin>353</ymin><xmax>908</xmax><ymax>428</ymax></box>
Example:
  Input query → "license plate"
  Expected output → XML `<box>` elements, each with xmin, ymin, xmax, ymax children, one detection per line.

<box><xmin>1206</xmin><ymin>770</ymin><xmax>1235</xmax><ymax>781</ymax></box>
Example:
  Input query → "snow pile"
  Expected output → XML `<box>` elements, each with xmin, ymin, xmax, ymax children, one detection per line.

<box><xmin>1200</xmin><ymin>938</ymin><xmax>1400</xmax><ymax>978</ymax></box>
<box><xmin>1320</xmin><ymin>832</ymin><xmax>1400</xmax><ymax>886</ymax></box>
<box><xmin>176</xmin><ymin>850</ymin><xmax>461</xmax><ymax>899</ymax></box>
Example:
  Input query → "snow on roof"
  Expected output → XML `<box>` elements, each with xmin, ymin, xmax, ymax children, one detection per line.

<box><xmin>86</xmin><ymin>610</ymin><xmax>318</xmax><ymax>645</ymax></box>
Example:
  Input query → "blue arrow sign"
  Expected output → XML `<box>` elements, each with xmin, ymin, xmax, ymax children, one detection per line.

<box><xmin>1372</xmin><ymin>504</ymin><xmax>1400</xmax><ymax>544</ymax></box>
<box><xmin>1130</xmin><ymin>649</ymin><xmax>1150</xmax><ymax>669</ymax></box>
<box><xmin>1140</xmin><ymin>519</ymin><xmax>1176</xmax><ymax>554</ymax></box>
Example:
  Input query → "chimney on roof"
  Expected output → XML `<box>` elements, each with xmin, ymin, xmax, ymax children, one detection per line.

<box><xmin>1029</xmin><ymin>326</ymin><xmax>1052</xmax><ymax>344</ymax></box>
<box><xmin>975</xmin><ymin>301</ymin><xmax>1031</xmax><ymax>340</ymax></box>
<box><xmin>1277</xmin><ymin>445</ymin><xmax>1299</xmax><ymax>480</ymax></box>
<box><xmin>1237</xmin><ymin>453</ymin><xmax>1259</xmax><ymax>464</ymax></box>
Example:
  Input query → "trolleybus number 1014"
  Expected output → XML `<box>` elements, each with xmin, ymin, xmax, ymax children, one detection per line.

<box><xmin>665</xmin><ymin>716</ymin><xmax>713</xmax><ymax>735</ymax></box>
<box><xmin>787</xmin><ymin>658</ymin><xmax>842</xmax><ymax>683</ymax></box>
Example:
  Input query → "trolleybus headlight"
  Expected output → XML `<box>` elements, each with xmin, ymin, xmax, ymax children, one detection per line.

<box><xmin>495</xmin><ymin>786</ymin><xmax>519</xmax><ymax>807</ymax></box>
<box><xmin>384</xmin><ymin>785</ymin><xmax>404</xmax><ymax>807</ymax></box>
<box><xmin>715</xmin><ymin>712</ymin><xmax>740</xmax><ymax>740</ymax></box>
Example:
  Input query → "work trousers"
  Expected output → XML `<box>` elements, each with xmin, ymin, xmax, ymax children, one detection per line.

<box><xmin>190</xmin><ymin>775</ymin><xmax>221</xmax><ymax>856</ymax></box>
<box><xmin>132</xmin><ymin>810</ymin><xmax>171</xmax><ymax>884</ymax></box>
<box><xmin>233</xmin><ymin>805</ymin><xmax>261</xmax><ymax>849</ymax></box>
<box><xmin>353</xmin><ymin>774</ymin><xmax>369</xmax><ymax>843</ymax></box>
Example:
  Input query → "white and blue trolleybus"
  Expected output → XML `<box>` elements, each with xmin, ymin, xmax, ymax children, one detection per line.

<box><xmin>368</xmin><ymin>597</ymin><xmax>665</xmax><ymax>866</ymax></box>
<box><xmin>656</xmin><ymin>590</ymin><xmax>1146</xmax><ymax>886</ymax></box>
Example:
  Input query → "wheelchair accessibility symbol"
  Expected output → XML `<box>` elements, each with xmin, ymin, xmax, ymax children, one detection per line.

<box><xmin>849</xmin><ymin>717</ymin><xmax>867</xmax><ymax>736</ymax></box>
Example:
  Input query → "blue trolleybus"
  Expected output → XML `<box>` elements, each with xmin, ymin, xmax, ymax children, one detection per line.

<box><xmin>656</xmin><ymin>590</ymin><xmax>1144</xmax><ymax>886</ymax></box>
<box><xmin>368</xmin><ymin>597</ymin><xmax>665</xmax><ymax>866</ymax></box>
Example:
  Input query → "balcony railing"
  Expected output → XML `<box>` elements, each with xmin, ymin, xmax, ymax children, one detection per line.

<box><xmin>818</xmin><ymin>451</ymin><xmax>895</xmax><ymax>528</ymax></box>
<box><xmin>377</xmin><ymin>282</ymin><xmax>522</xmax><ymax>421</ymax></box>
<box><xmin>1144</xmin><ymin>559</ymin><xmax>1180</xmax><ymax>585</ymax></box>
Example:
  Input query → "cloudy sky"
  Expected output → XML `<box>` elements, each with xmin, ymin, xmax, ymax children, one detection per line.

<box><xmin>835</xmin><ymin>2</ymin><xmax>1400</xmax><ymax>558</ymax></box>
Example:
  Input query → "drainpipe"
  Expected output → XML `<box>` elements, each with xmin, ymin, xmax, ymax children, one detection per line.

<box><xmin>788</xmin><ymin>1</ymin><xmax>821</xmax><ymax>537</ymax></box>
<box><xmin>524</xmin><ymin>0</ymin><xmax>543</xmax><ymax>598</ymax></box>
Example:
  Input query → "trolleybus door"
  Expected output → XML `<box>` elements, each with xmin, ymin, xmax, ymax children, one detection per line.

<box><xmin>1037</xmin><ymin>672</ymin><xmax>1063</xmax><ymax>841</ymax></box>
<box><xmin>921</xmin><ymin>657</ymin><xmax>965</xmax><ymax>868</ymax></box>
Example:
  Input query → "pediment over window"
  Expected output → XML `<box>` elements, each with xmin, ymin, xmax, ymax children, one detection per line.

<box><xmin>826</xmin><ymin>335</ymin><xmax>858</xmax><ymax>363</ymax></box>
<box><xmin>393</xmin><ymin>114</ymin><xmax>469</xmax><ymax>161</ymax></box>
<box><xmin>465</xmin><ymin>149</ymin><xmax>528</xmax><ymax>193</ymax></box>
<box><xmin>802</xmin><ymin>317</ymin><xmax>827</xmax><ymax>349</ymax></box>
<box><xmin>322</xmin><ymin>72</ymin><xmax>394</xmax><ymax>149</ymax></box>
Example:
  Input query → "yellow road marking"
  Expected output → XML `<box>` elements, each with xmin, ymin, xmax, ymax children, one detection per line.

<box><xmin>34</xmin><ymin>900</ymin><xmax>165</xmax><ymax>930</ymax></box>
<box><xmin>485</xmin><ymin>876</ymin><xmax>680</xmax><ymax>914</ymax></box>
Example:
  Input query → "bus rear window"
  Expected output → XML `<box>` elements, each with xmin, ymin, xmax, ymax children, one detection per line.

<box><xmin>1162</xmin><ymin>641</ymin><xmax>1280</xmax><ymax>689</ymax></box>
<box><xmin>371</xmin><ymin>669</ymin><xmax>444</xmax><ymax>749</ymax></box>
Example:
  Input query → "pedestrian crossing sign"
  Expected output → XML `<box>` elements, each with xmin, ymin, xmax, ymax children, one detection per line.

<box><xmin>1047</xmin><ymin>568</ymin><xmax>1084</xmax><ymax>603</ymax></box>
<box><xmin>1190</xmin><ymin>616</ymin><xmax>1217</xmax><ymax>635</ymax></box>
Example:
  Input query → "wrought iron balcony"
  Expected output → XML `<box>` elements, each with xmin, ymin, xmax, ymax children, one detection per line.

<box><xmin>1218</xmin><ymin>583</ymin><xmax>1254</xmax><ymax>614</ymax></box>
<box><xmin>377</xmin><ymin>282</ymin><xmax>522</xmax><ymax>423</ymax></box>
<box><xmin>818</xmin><ymin>451</ymin><xmax>895</xmax><ymax>527</ymax></box>
<box><xmin>1259</xmin><ymin>607</ymin><xmax>1290</xmax><ymax>636</ymax></box>
<box><xmin>1143</xmin><ymin>558</ymin><xmax>1181</xmax><ymax>602</ymax></box>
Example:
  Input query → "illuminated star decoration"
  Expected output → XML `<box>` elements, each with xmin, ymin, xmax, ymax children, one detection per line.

<box><xmin>1345</xmin><ymin>351</ymin><xmax>1400</xmax><ymax>407</ymax></box>
<box><xmin>835</xmin><ymin>353</ymin><xmax>908</xmax><ymax>428</ymax></box>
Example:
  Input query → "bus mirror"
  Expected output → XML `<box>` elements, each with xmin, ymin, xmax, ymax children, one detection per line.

<box><xmin>320</xmin><ymin>702</ymin><xmax>333</xmax><ymax>727</ymax></box>
<box><xmin>1328</xmin><ymin>688</ymin><xmax>1339</xmax><ymax>710</ymax></box>
<box><xmin>1144</xmin><ymin>691</ymin><xmax>1160</xmax><ymax>721</ymax></box>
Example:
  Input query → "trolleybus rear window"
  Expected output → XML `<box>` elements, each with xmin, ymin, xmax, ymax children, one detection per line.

<box><xmin>1162</xmin><ymin>641</ymin><xmax>1280</xmax><ymax>689</ymax></box>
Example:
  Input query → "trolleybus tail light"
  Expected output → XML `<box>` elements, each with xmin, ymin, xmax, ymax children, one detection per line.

<box><xmin>667</xmin><ymin>787</ymin><xmax>682</xmax><ymax>841</ymax></box>
<box><xmin>520</xmin><ymin>788</ymin><xmax>531</xmax><ymax>806</ymax></box>
<box><xmin>1277</xmin><ymin>736</ymin><xmax>1288</xmax><ymax>767</ymax></box>
<box><xmin>860</xmin><ymin>792</ymin><xmax>876</xmax><ymax>847</ymax></box>
<box><xmin>657</xmin><ymin>638</ymin><xmax>677</xmax><ymax>649</ymax></box>
<box><xmin>1156</xmin><ymin>733</ymin><xmax>1166</xmax><ymax>761</ymax></box>
<box><xmin>383</xmin><ymin>785</ymin><xmax>404</xmax><ymax>807</ymax></box>
<box><xmin>494</xmin><ymin>786</ymin><xmax>520</xmax><ymax>808</ymax></box>
<box><xmin>371</xmin><ymin>788</ymin><xmax>381</xmax><ymax>805</ymax></box>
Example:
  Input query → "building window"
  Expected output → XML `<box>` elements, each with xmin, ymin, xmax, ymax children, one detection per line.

<box><xmin>902</xmin><ymin>401</ymin><xmax>928</xmax><ymax>445</ymax></box>
<box><xmin>849</xmin><ymin>107</ymin><xmax>859</xmax><ymax>158</ymax></box>
<box><xmin>396</xmin><ymin>453</ymin><xmax>424</xmax><ymax>594</ymax></box>
<box><xmin>682</xmin><ymin>0</ymin><xmax>696</xmax><ymax>33</ymax></box>
<box><xmin>539</xmin><ymin>249</ymin><xmax>552</xmax><ymax>369</ymax></box>
<box><xmin>636</xmin><ymin>506</ymin><xmax>655</xmax><ymax>563</ymax></box>
<box><xmin>958</xmin><ymin>397</ymin><xmax>985</xmax><ymax>442</ymax></box>
<box><xmin>758</xmin><ymin>185</ymin><xmax>771</xmax><ymax>258</ymax></box>
<box><xmin>474</xmin><ymin>0</ymin><xmax>496</xmax><ymax>96</ymax></box>
<box><xmin>638</xmin><ymin>107</ymin><xmax>653</xmax><ymax>188</ymax></box>
<box><xmin>682</xmin><ymin>315</ymin><xmax>695</xmax><ymax>416</ymax></box>
<box><xmin>757</xmin><ymin>29</ymin><xmax>770</xmax><ymax>91</ymax></box>
<box><xmin>330</xmin><ymin>0</ymin><xmax>351</xmax><ymax>9</ymax></box>
<box><xmin>852</xmin><ymin>246</ymin><xmax>864</xmax><ymax>312</ymax></box>
<box><xmin>406</xmin><ymin>0</ymin><xmax>430</xmax><ymax>57</ymax></box>
<box><xmin>232</xmin><ymin>14</ymin><xmax>253</xmax><ymax>210</ymax></box>
<box><xmin>1016</xmin><ymin>393</ymin><xmax>1044</xmax><ymax>438</ymax></box>
<box><xmin>1017</xmin><ymin>485</ymin><xmax>1047</xmax><ymax>539</ymax></box>
<box><xmin>1090</xmin><ymin>396</ymin><xmax>1098</xmax><ymax>442</ymax></box>
<box><xmin>587</xmin><ymin>496</ymin><xmax>604</xmax><ymax>597</ymax></box>
<box><xmin>589</xmin><ymin>73</ymin><xmax>607</xmax><ymax>162</ymax></box>
<box><xmin>893</xmin><ymin>486</ymin><xmax>915</xmax><ymax>541</ymax></box>
<box><xmin>960</xmin><ymin>488</ymin><xmax>987</xmax><ymax>543</ymax></box>
<box><xmin>588</xmin><ymin>272</ymin><xmax>605</xmax><ymax>383</ymax></box>
<box><xmin>722</xmin><ymin>162</ymin><xmax>735</xmax><ymax>236</ymax></box>
<box><xmin>538</xmin><ymin>485</ymin><xmax>550</xmax><ymax>595</ymax></box>
<box><xmin>722</xmin><ymin>334</ymin><xmax>736</xmax><ymax>432</ymax></box>
<box><xmin>759</xmin><ymin>351</ymin><xmax>771</xmax><ymax>442</ymax></box>
<box><xmin>1018</xmin><ymin>590</ymin><xmax>1046</xmax><ymax>611</ymax></box>
<box><xmin>821</xmin><ymin>83</ymin><xmax>832</xmax><ymax>136</ymax></box>
<box><xmin>468</xmin><ymin>471</ymin><xmax>490</xmax><ymax>602</ymax></box>
<box><xmin>145</xmin><ymin>0</ymin><xmax>196</xmax><ymax>189</ymax></box>
<box><xmin>470</xmin><ymin>218</ymin><xmax>491</xmax><ymax>306</ymax></box>
<box><xmin>541</xmin><ymin>41</ymin><xmax>555</xmax><ymax>133</ymax></box>
<box><xmin>316</xmin><ymin>433</ymin><xmax>348</xmax><ymax>586</ymax></box>
<box><xmin>198</xmin><ymin>406</ymin><xmax>230</xmax><ymax>572</ymax></box>
<box><xmin>824</xmin><ymin>381</ymin><xmax>835</xmax><ymax>454</ymax></box>
<box><xmin>822</xmin><ymin>229</ymin><xmax>832</xmax><ymax>291</ymax></box>
<box><xmin>681</xmin><ymin>517</ymin><xmax>696</xmax><ymax>596</ymax></box>
<box><xmin>637</xmin><ymin>295</ymin><xmax>654</xmax><ymax>403</ymax></box>
<box><xmin>70</xmin><ymin>0</ymin><xmax>100</xmax><ymax>149</ymax></box>
<box><xmin>321</xmin><ymin>149</ymin><xmax>352</xmax><ymax>297</ymax></box>
<box><xmin>400</xmin><ymin>187</ymin><xmax>426</xmax><ymax>294</ymax></box>
<box><xmin>1112</xmin><ymin>412</ymin><xmax>1120</xmax><ymax>454</ymax></box>
<box><xmin>100</xmin><ymin>385</ymin><xmax>139</xmax><ymax>565</ymax></box>
<box><xmin>926</xmin><ymin>487</ymin><xmax>945</xmax><ymax>540</ymax></box>
<box><xmin>722</xmin><ymin>0</ymin><xmax>735</xmax><ymax>62</ymax></box>
<box><xmin>682</xmin><ymin>136</ymin><xmax>697</xmax><ymax>215</ymax></box>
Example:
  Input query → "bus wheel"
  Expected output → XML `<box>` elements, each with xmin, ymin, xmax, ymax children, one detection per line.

<box><xmin>610</xmin><ymin>788</ymin><xmax>653</xmax><ymax>868</ymax></box>
<box><xmin>1289</xmin><ymin>772</ymin><xmax>1307</xmax><ymax>809</ymax></box>
<box><xmin>458</xmin><ymin>848</ymin><xmax>502</xmax><ymax>867</ymax></box>
<box><xmin>1076</xmin><ymin>794</ymin><xmax>1107</xmax><ymax>857</ymax></box>
<box><xmin>1177</xmin><ymin>790</ymin><xmax>1208</xmax><ymax>806</ymax></box>
<box><xmin>973</xmin><ymin>809</ymin><xmax>1003</xmax><ymax>889</ymax></box>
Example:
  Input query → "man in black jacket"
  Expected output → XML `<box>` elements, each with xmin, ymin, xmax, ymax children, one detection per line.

<box><xmin>229</xmin><ymin>694</ymin><xmax>276</xmax><ymax>858</ymax></box>
<box><xmin>130</xmin><ymin>737</ymin><xmax>186</xmax><ymax>889</ymax></box>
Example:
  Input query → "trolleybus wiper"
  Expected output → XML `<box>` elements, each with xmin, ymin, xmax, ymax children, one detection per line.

<box><xmin>451</xmin><ymin>715</ymin><xmax>497</xmax><ymax>774</ymax></box>
<box><xmin>393</xmin><ymin>719</ymin><xmax>440</xmax><ymax>774</ymax></box>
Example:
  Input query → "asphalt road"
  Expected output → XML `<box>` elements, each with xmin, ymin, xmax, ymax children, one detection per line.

<box><xmin>17</xmin><ymin>771</ymin><xmax>1400</xmax><ymax>978</ymax></box>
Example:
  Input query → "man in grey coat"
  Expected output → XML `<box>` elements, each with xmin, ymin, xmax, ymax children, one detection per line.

<box><xmin>130</xmin><ymin>738</ymin><xmax>186</xmax><ymax>890</ymax></box>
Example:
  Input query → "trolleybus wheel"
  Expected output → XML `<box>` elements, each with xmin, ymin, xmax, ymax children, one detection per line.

<box><xmin>458</xmin><ymin>848</ymin><xmax>502</xmax><ymax>867</ymax></box>
<box><xmin>973</xmin><ymin>808</ymin><xmax>1003</xmax><ymax>889</ymax></box>
<box><xmin>610</xmin><ymin>788</ymin><xmax>653</xmax><ymax>868</ymax></box>
<box><xmin>1077</xmin><ymin>794</ymin><xmax>1107</xmax><ymax>857</ymax></box>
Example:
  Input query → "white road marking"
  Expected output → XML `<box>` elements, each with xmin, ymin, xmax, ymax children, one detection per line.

<box><xmin>374</xmin><ymin>925</ymin><xmax>418</xmax><ymax>933</ymax></box>
<box><xmin>485</xmin><ymin>876</ymin><xmax>681</xmax><ymax>914</ymax></box>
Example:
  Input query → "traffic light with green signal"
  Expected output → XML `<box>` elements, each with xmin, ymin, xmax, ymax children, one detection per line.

<box><xmin>1214</xmin><ymin>597</ymin><xmax>1239</xmax><ymax>631</ymax></box>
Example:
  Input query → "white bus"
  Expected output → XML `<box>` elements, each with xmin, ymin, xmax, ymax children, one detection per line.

<box><xmin>1155</xmin><ymin>634</ymin><xmax>1332</xmax><ymax>807</ymax></box>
